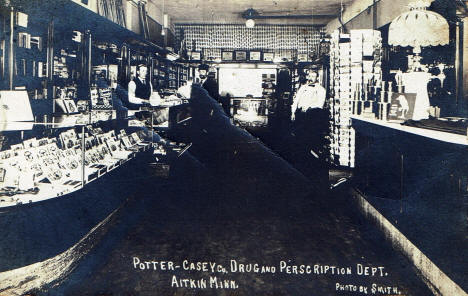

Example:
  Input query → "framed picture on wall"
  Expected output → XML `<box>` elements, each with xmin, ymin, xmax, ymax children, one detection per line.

<box><xmin>249</xmin><ymin>51</ymin><xmax>261</xmax><ymax>61</ymax></box>
<box><xmin>263</xmin><ymin>52</ymin><xmax>274</xmax><ymax>62</ymax></box>
<box><xmin>191</xmin><ymin>51</ymin><xmax>201</xmax><ymax>60</ymax></box>
<box><xmin>235</xmin><ymin>51</ymin><xmax>247</xmax><ymax>61</ymax></box>
<box><xmin>222</xmin><ymin>51</ymin><xmax>233</xmax><ymax>61</ymax></box>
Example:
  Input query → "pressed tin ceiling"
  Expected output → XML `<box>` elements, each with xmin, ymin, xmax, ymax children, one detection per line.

<box><xmin>153</xmin><ymin>0</ymin><xmax>354</xmax><ymax>25</ymax></box>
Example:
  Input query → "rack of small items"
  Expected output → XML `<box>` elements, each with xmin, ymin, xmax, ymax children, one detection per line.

<box><xmin>328</xmin><ymin>29</ymin><xmax>382</xmax><ymax>168</ymax></box>
<box><xmin>0</xmin><ymin>126</ymin><xmax>151</xmax><ymax>208</ymax></box>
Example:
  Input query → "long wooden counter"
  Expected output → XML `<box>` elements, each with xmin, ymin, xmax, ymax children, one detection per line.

<box><xmin>351</xmin><ymin>116</ymin><xmax>468</xmax><ymax>146</ymax></box>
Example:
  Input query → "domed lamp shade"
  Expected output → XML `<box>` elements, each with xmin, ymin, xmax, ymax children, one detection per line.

<box><xmin>388</xmin><ymin>0</ymin><xmax>449</xmax><ymax>70</ymax></box>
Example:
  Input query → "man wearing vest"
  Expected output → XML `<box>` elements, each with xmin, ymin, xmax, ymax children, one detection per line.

<box><xmin>128</xmin><ymin>64</ymin><xmax>160</xmax><ymax>107</ymax></box>
<box><xmin>128</xmin><ymin>64</ymin><xmax>167</xmax><ymax>124</ymax></box>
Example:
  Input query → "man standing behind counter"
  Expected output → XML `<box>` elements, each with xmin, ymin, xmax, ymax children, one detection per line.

<box><xmin>290</xmin><ymin>69</ymin><xmax>328</xmax><ymax>186</ymax></box>
<box><xmin>128</xmin><ymin>64</ymin><xmax>168</xmax><ymax>124</ymax></box>
<box><xmin>128</xmin><ymin>64</ymin><xmax>161</xmax><ymax>107</ymax></box>
<box><xmin>291</xmin><ymin>69</ymin><xmax>326</xmax><ymax>120</ymax></box>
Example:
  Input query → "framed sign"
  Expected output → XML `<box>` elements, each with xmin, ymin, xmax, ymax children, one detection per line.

<box><xmin>221</xmin><ymin>51</ymin><xmax>233</xmax><ymax>61</ymax></box>
<box><xmin>191</xmin><ymin>51</ymin><xmax>201</xmax><ymax>60</ymax></box>
<box><xmin>249</xmin><ymin>51</ymin><xmax>261</xmax><ymax>61</ymax></box>
<box><xmin>263</xmin><ymin>52</ymin><xmax>274</xmax><ymax>62</ymax></box>
<box><xmin>235</xmin><ymin>51</ymin><xmax>247</xmax><ymax>61</ymax></box>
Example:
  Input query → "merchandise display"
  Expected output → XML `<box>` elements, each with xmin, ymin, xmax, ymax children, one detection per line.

<box><xmin>151</xmin><ymin>58</ymin><xmax>188</xmax><ymax>91</ymax></box>
<box><xmin>329</xmin><ymin>29</ymin><xmax>382</xmax><ymax>168</ymax></box>
<box><xmin>0</xmin><ymin>0</ymin><xmax>464</xmax><ymax>294</ymax></box>
<box><xmin>0</xmin><ymin>126</ymin><xmax>151</xmax><ymax>206</ymax></box>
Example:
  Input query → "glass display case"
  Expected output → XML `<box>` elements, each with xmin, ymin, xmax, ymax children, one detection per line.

<box><xmin>0</xmin><ymin>122</ymin><xmax>151</xmax><ymax>208</ymax></box>
<box><xmin>230</xmin><ymin>97</ymin><xmax>269</xmax><ymax>127</ymax></box>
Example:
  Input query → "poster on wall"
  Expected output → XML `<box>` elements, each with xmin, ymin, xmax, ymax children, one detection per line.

<box><xmin>0</xmin><ymin>1</ymin><xmax>465</xmax><ymax>296</ymax></box>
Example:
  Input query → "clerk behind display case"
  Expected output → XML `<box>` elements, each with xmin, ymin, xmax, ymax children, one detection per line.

<box><xmin>128</xmin><ymin>64</ymin><xmax>161</xmax><ymax>108</ymax></box>
<box><xmin>128</xmin><ymin>64</ymin><xmax>168</xmax><ymax>124</ymax></box>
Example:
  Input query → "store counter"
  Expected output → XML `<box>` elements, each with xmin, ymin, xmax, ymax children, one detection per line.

<box><xmin>351</xmin><ymin>115</ymin><xmax>468</xmax><ymax>198</ymax></box>
<box><xmin>351</xmin><ymin>116</ymin><xmax>468</xmax><ymax>145</ymax></box>
<box><xmin>350</xmin><ymin>115</ymin><xmax>468</xmax><ymax>291</ymax></box>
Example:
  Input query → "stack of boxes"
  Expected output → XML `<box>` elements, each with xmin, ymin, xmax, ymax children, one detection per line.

<box><xmin>329</xmin><ymin>29</ymin><xmax>382</xmax><ymax>168</ymax></box>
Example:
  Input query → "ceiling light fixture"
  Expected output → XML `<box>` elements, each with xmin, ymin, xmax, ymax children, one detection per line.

<box><xmin>388</xmin><ymin>0</ymin><xmax>449</xmax><ymax>71</ymax></box>
<box><xmin>387</xmin><ymin>0</ymin><xmax>449</xmax><ymax>120</ymax></box>
<box><xmin>243</xmin><ymin>8</ymin><xmax>258</xmax><ymax>28</ymax></box>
